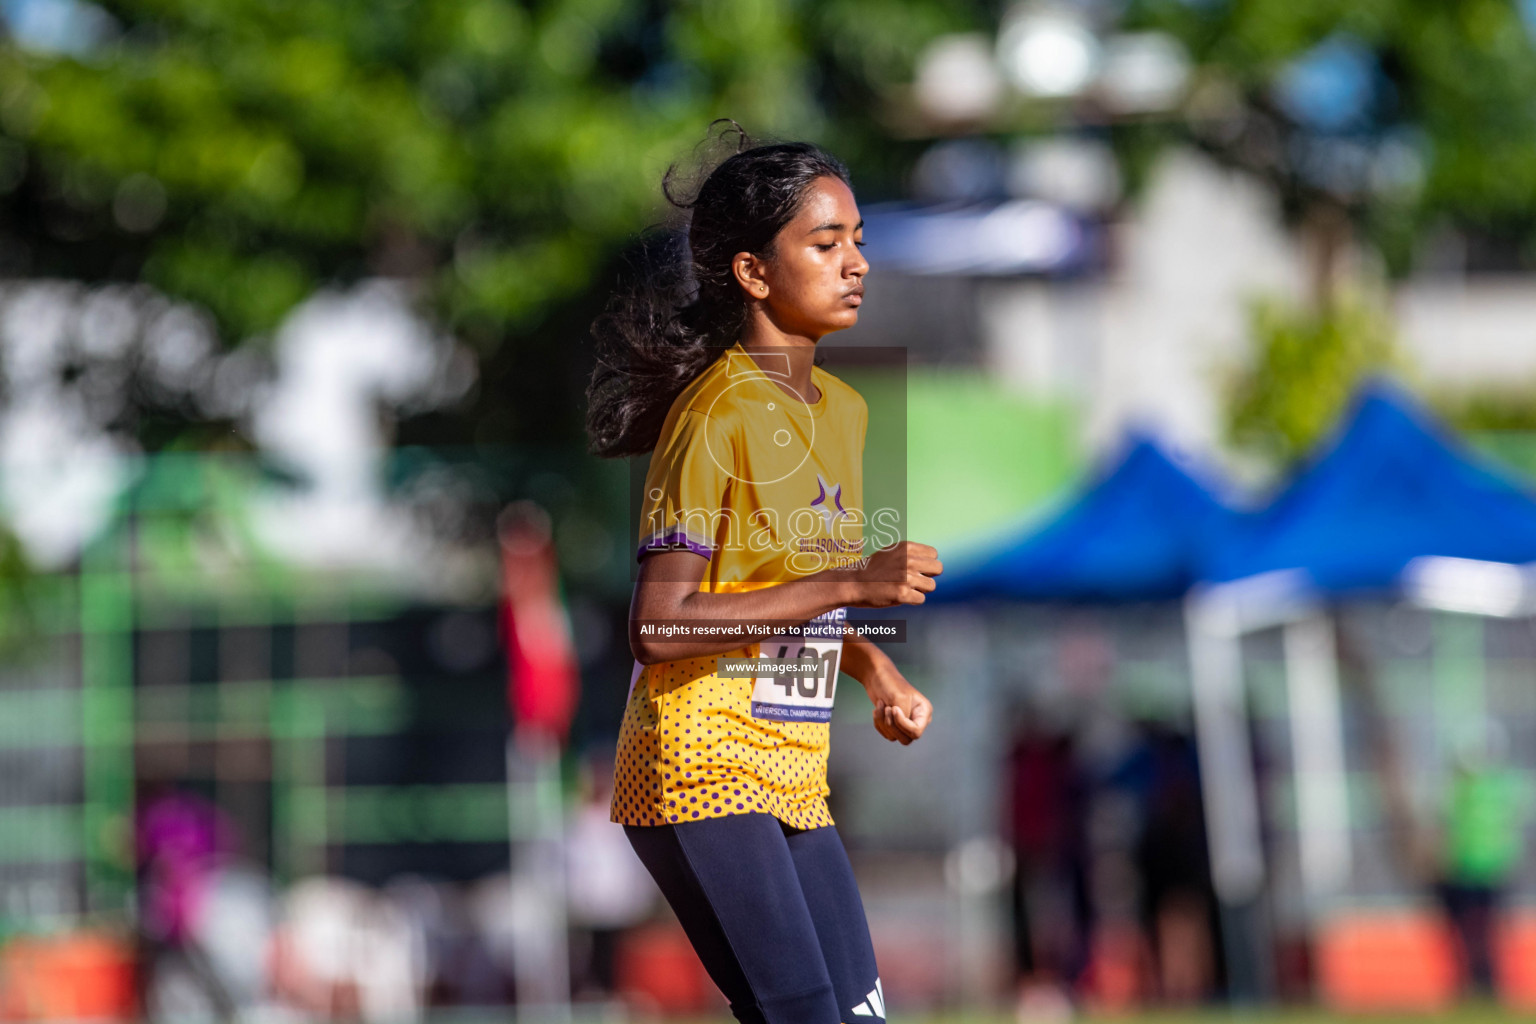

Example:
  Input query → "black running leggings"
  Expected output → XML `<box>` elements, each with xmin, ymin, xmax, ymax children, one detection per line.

<box><xmin>625</xmin><ymin>813</ymin><xmax>886</xmax><ymax>1024</ymax></box>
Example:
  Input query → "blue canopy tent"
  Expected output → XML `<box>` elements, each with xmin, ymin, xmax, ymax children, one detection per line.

<box><xmin>933</xmin><ymin>434</ymin><xmax>1239</xmax><ymax>603</ymax></box>
<box><xmin>1201</xmin><ymin>379</ymin><xmax>1536</xmax><ymax>594</ymax></box>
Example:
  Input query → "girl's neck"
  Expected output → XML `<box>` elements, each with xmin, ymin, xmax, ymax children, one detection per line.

<box><xmin>738</xmin><ymin>323</ymin><xmax>820</xmax><ymax>405</ymax></box>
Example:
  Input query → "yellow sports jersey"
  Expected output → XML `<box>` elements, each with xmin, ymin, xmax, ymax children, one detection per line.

<box><xmin>611</xmin><ymin>341</ymin><xmax>868</xmax><ymax>829</ymax></box>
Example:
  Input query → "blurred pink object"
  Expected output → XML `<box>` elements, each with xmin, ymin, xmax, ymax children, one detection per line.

<box><xmin>136</xmin><ymin>790</ymin><xmax>235</xmax><ymax>944</ymax></box>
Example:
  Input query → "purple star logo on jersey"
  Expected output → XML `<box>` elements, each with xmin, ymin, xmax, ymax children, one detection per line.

<box><xmin>810</xmin><ymin>473</ymin><xmax>850</xmax><ymax>532</ymax></box>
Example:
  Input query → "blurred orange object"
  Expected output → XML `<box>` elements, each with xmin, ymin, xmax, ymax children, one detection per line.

<box><xmin>1315</xmin><ymin>910</ymin><xmax>1458</xmax><ymax>1012</ymax></box>
<box><xmin>1078</xmin><ymin>920</ymin><xmax>1152</xmax><ymax>1013</ymax></box>
<box><xmin>1496</xmin><ymin>910</ymin><xmax>1536</xmax><ymax>1009</ymax></box>
<box><xmin>0</xmin><ymin>932</ymin><xmax>135</xmax><ymax>1021</ymax></box>
<box><xmin>613</xmin><ymin>922</ymin><xmax>718</xmax><ymax>1013</ymax></box>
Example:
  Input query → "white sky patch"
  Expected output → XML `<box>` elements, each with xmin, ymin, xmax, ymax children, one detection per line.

<box><xmin>0</xmin><ymin>283</ymin><xmax>128</xmax><ymax>568</ymax></box>
<box><xmin>0</xmin><ymin>391</ymin><xmax>127</xmax><ymax>569</ymax></box>
<box><xmin>249</xmin><ymin>280</ymin><xmax>469</xmax><ymax>573</ymax></box>
<box><xmin>1</xmin><ymin>0</ymin><xmax>117</xmax><ymax>56</ymax></box>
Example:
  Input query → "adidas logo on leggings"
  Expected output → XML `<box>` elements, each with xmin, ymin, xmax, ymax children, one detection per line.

<box><xmin>851</xmin><ymin>978</ymin><xmax>885</xmax><ymax>1018</ymax></box>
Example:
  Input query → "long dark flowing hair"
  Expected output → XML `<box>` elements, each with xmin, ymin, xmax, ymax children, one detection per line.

<box><xmin>585</xmin><ymin>122</ymin><xmax>852</xmax><ymax>458</ymax></box>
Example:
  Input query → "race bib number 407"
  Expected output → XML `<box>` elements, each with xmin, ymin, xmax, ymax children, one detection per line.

<box><xmin>749</xmin><ymin>608</ymin><xmax>846</xmax><ymax>723</ymax></box>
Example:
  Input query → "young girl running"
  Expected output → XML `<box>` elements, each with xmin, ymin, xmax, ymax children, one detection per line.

<box><xmin>585</xmin><ymin>125</ymin><xmax>943</xmax><ymax>1024</ymax></box>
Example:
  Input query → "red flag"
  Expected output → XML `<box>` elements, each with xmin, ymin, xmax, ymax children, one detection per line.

<box><xmin>498</xmin><ymin>501</ymin><xmax>580</xmax><ymax>743</ymax></box>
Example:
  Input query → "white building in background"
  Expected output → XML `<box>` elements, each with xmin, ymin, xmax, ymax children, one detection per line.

<box><xmin>850</xmin><ymin>144</ymin><xmax>1536</xmax><ymax>470</ymax></box>
<box><xmin>1092</xmin><ymin>150</ymin><xmax>1309</xmax><ymax>456</ymax></box>
<box><xmin>1395</xmin><ymin>280</ymin><xmax>1536</xmax><ymax>388</ymax></box>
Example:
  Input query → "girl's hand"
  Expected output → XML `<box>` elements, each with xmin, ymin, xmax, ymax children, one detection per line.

<box><xmin>843</xmin><ymin>541</ymin><xmax>942</xmax><ymax>609</ymax></box>
<box><xmin>863</xmin><ymin>666</ymin><xmax>932</xmax><ymax>745</ymax></box>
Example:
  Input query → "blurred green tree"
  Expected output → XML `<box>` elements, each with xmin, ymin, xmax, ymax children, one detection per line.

<box><xmin>1221</xmin><ymin>292</ymin><xmax>1404</xmax><ymax>467</ymax></box>
<box><xmin>1126</xmin><ymin>0</ymin><xmax>1536</xmax><ymax>300</ymax></box>
<box><xmin>1117</xmin><ymin>0</ymin><xmax>1536</xmax><ymax>467</ymax></box>
<box><xmin>0</xmin><ymin>0</ymin><xmax>982</xmax><ymax>447</ymax></box>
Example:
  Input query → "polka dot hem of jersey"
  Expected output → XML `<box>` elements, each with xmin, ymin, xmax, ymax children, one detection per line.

<box><xmin>609</xmin><ymin>651</ymin><xmax>835</xmax><ymax>831</ymax></box>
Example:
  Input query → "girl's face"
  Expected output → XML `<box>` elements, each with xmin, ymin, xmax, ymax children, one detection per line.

<box><xmin>741</xmin><ymin>175</ymin><xmax>868</xmax><ymax>339</ymax></box>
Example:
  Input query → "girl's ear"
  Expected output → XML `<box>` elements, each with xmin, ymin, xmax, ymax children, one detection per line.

<box><xmin>733</xmin><ymin>251</ymin><xmax>770</xmax><ymax>299</ymax></box>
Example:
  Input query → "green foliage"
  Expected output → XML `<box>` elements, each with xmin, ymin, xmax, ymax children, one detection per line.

<box><xmin>0</xmin><ymin>0</ymin><xmax>986</xmax><ymax>445</ymax></box>
<box><xmin>1127</xmin><ymin>0</ymin><xmax>1536</xmax><ymax>274</ymax></box>
<box><xmin>0</xmin><ymin>526</ymin><xmax>38</xmax><ymax>659</ymax></box>
<box><xmin>0</xmin><ymin>0</ymin><xmax>986</xmax><ymax>331</ymax></box>
<box><xmin>1437</xmin><ymin>383</ymin><xmax>1536</xmax><ymax>433</ymax></box>
<box><xmin>1223</xmin><ymin>293</ymin><xmax>1406</xmax><ymax>467</ymax></box>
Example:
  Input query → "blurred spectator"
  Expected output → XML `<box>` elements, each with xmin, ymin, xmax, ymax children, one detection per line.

<box><xmin>466</xmin><ymin>873</ymin><xmax>521</xmax><ymax>1000</ymax></box>
<box><xmin>564</xmin><ymin>754</ymin><xmax>660</xmax><ymax>1000</ymax></box>
<box><xmin>1003</xmin><ymin>700</ymin><xmax>1090</xmax><ymax>1020</ymax></box>
<box><xmin>1125</xmin><ymin>720</ymin><xmax>1218</xmax><ymax>1005</ymax></box>
<box><xmin>1080</xmin><ymin>785</ymin><xmax>1153</xmax><ymax>1013</ymax></box>
<box><xmin>385</xmin><ymin>876</ymin><xmax>506</xmax><ymax>1006</ymax></box>
<box><xmin>195</xmin><ymin>865</ymin><xmax>279</xmax><ymax>1013</ymax></box>
<box><xmin>135</xmin><ymin>786</ymin><xmax>239</xmax><ymax>1020</ymax></box>
<box><xmin>1435</xmin><ymin>723</ymin><xmax>1530</xmax><ymax>998</ymax></box>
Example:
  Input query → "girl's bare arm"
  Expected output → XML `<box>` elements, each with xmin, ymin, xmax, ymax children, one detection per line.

<box><xmin>628</xmin><ymin>542</ymin><xmax>941</xmax><ymax>665</ymax></box>
<box><xmin>628</xmin><ymin>550</ymin><xmax>852</xmax><ymax>664</ymax></box>
<box><xmin>840</xmin><ymin>628</ymin><xmax>931</xmax><ymax>744</ymax></box>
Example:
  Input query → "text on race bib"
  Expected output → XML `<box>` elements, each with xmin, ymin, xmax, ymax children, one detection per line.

<box><xmin>749</xmin><ymin>608</ymin><xmax>846</xmax><ymax>723</ymax></box>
